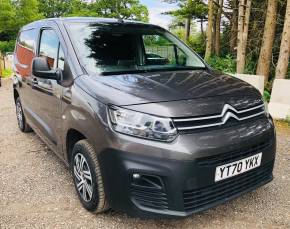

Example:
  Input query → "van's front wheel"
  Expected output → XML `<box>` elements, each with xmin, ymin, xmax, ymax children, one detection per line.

<box><xmin>71</xmin><ymin>140</ymin><xmax>109</xmax><ymax>213</ymax></box>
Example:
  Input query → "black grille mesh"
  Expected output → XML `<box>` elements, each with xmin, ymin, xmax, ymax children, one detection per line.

<box><xmin>196</xmin><ymin>141</ymin><xmax>271</xmax><ymax>167</ymax></box>
<box><xmin>183</xmin><ymin>162</ymin><xmax>273</xmax><ymax>212</ymax></box>
<box><xmin>131</xmin><ymin>187</ymin><xmax>169</xmax><ymax>210</ymax></box>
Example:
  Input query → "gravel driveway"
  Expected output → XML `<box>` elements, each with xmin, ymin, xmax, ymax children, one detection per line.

<box><xmin>0</xmin><ymin>79</ymin><xmax>290</xmax><ymax>228</ymax></box>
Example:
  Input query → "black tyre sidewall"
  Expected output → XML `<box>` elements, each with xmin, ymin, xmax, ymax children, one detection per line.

<box><xmin>16</xmin><ymin>97</ymin><xmax>25</xmax><ymax>132</ymax></box>
<box><xmin>71</xmin><ymin>142</ymin><xmax>100</xmax><ymax>211</ymax></box>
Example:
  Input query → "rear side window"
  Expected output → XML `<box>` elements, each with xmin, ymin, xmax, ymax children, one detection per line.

<box><xmin>16</xmin><ymin>29</ymin><xmax>37</xmax><ymax>76</ymax></box>
<box><xmin>39</xmin><ymin>29</ymin><xmax>64</xmax><ymax>70</ymax></box>
<box><xmin>18</xmin><ymin>29</ymin><xmax>37</xmax><ymax>51</ymax></box>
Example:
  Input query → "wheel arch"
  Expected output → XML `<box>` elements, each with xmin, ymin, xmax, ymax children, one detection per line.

<box><xmin>66</xmin><ymin>128</ymin><xmax>87</xmax><ymax>165</ymax></box>
<box><xmin>13</xmin><ymin>89</ymin><xmax>19</xmax><ymax>104</ymax></box>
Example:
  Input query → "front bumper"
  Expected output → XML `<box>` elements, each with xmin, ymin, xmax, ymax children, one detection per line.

<box><xmin>98</xmin><ymin>117</ymin><xmax>276</xmax><ymax>218</ymax></box>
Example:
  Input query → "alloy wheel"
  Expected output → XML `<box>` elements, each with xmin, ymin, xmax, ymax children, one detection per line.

<box><xmin>16</xmin><ymin>101</ymin><xmax>23</xmax><ymax>130</ymax></box>
<box><xmin>73</xmin><ymin>153</ymin><xmax>93</xmax><ymax>202</ymax></box>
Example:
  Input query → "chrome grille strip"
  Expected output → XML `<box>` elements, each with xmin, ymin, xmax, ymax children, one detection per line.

<box><xmin>174</xmin><ymin>104</ymin><xmax>264</xmax><ymax>122</ymax></box>
<box><xmin>173</xmin><ymin>104</ymin><xmax>266</xmax><ymax>130</ymax></box>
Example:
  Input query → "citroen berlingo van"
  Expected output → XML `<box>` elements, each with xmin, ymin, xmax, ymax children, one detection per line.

<box><xmin>13</xmin><ymin>17</ymin><xmax>276</xmax><ymax>218</ymax></box>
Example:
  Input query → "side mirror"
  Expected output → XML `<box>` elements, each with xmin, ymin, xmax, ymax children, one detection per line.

<box><xmin>32</xmin><ymin>57</ymin><xmax>61</xmax><ymax>80</ymax></box>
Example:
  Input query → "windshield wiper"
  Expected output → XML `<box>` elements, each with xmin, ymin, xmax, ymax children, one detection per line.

<box><xmin>100</xmin><ymin>66</ymin><xmax>207</xmax><ymax>76</ymax></box>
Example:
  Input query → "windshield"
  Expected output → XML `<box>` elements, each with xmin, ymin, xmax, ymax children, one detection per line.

<box><xmin>66</xmin><ymin>22</ymin><xmax>206</xmax><ymax>75</ymax></box>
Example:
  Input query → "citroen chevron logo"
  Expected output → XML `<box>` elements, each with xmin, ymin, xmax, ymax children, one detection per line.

<box><xmin>221</xmin><ymin>104</ymin><xmax>240</xmax><ymax>123</ymax></box>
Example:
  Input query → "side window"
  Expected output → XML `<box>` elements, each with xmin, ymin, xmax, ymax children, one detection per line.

<box><xmin>142</xmin><ymin>34</ymin><xmax>187</xmax><ymax>66</ymax></box>
<box><xmin>16</xmin><ymin>29</ymin><xmax>37</xmax><ymax>76</ymax></box>
<box><xmin>18</xmin><ymin>29</ymin><xmax>37</xmax><ymax>51</ymax></box>
<box><xmin>39</xmin><ymin>29</ymin><xmax>64</xmax><ymax>70</ymax></box>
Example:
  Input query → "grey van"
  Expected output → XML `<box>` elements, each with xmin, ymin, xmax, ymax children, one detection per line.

<box><xmin>13</xmin><ymin>17</ymin><xmax>276</xmax><ymax>218</ymax></box>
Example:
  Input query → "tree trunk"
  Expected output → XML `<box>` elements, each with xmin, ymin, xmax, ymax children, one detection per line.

<box><xmin>215</xmin><ymin>0</ymin><xmax>223</xmax><ymax>56</ymax></box>
<box><xmin>242</xmin><ymin>0</ymin><xmax>251</xmax><ymax>53</ymax></box>
<box><xmin>237</xmin><ymin>0</ymin><xmax>252</xmax><ymax>73</ymax></box>
<box><xmin>200</xmin><ymin>18</ymin><xmax>204</xmax><ymax>36</ymax></box>
<box><xmin>230</xmin><ymin>0</ymin><xmax>238</xmax><ymax>54</ymax></box>
<box><xmin>205</xmin><ymin>0</ymin><xmax>214</xmax><ymax>61</ymax></box>
<box><xmin>237</xmin><ymin>0</ymin><xmax>245</xmax><ymax>73</ymax></box>
<box><xmin>275</xmin><ymin>0</ymin><xmax>290</xmax><ymax>79</ymax></box>
<box><xmin>256</xmin><ymin>0</ymin><xmax>278</xmax><ymax>83</ymax></box>
<box><xmin>185</xmin><ymin>17</ymin><xmax>191</xmax><ymax>42</ymax></box>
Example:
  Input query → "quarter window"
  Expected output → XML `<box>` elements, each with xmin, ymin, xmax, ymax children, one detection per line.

<box><xmin>18</xmin><ymin>29</ymin><xmax>37</xmax><ymax>51</ymax></box>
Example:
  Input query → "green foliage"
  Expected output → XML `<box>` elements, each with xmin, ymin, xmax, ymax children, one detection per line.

<box><xmin>170</xmin><ymin>25</ymin><xmax>206</xmax><ymax>56</ymax></box>
<box><xmin>1</xmin><ymin>68</ymin><xmax>13</xmax><ymax>78</ymax></box>
<box><xmin>263</xmin><ymin>90</ymin><xmax>271</xmax><ymax>103</ymax></box>
<box><xmin>15</xmin><ymin>0</ymin><xmax>43</xmax><ymax>29</ymax></box>
<box><xmin>207</xmin><ymin>55</ymin><xmax>236</xmax><ymax>74</ymax></box>
<box><xmin>38</xmin><ymin>0</ymin><xmax>73</xmax><ymax>18</ymax></box>
<box><xmin>68</xmin><ymin>0</ymin><xmax>149</xmax><ymax>22</ymax></box>
<box><xmin>244</xmin><ymin>59</ymin><xmax>256</xmax><ymax>75</ymax></box>
<box><xmin>0</xmin><ymin>0</ymin><xmax>16</xmax><ymax>39</ymax></box>
<box><xmin>286</xmin><ymin>111</ymin><xmax>290</xmax><ymax>125</ymax></box>
<box><xmin>164</xmin><ymin>0</ymin><xmax>207</xmax><ymax>20</ymax></box>
<box><xmin>0</xmin><ymin>40</ymin><xmax>15</xmax><ymax>53</ymax></box>
<box><xmin>187</xmin><ymin>33</ymin><xmax>205</xmax><ymax>56</ymax></box>
<box><xmin>143</xmin><ymin>35</ymin><xmax>171</xmax><ymax>46</ymax></box>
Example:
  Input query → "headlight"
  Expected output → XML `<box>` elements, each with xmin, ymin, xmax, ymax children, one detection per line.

<box><xmin>108</xmin><ymin>106</ymin><xmax>178</xmax><ymax>142</ymax></box>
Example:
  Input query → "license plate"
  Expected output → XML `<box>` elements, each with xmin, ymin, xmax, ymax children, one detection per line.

<box><xmin>215</xmin><ymin>153</ymin><xmax>262</xmax><ymax>182</ymax></box>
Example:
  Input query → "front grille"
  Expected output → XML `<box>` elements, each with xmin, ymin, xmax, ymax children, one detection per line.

<box><xmin>130</xmin><ymin>174</ymin><xmax>168</xmax><ymax>210</ymax></box>
<box><xmin>173</xmin><ymin>104</ymin><xmax>265</xmax><ymax>131</ymax></box>
<box><xmin>197</xmin><ymin>141</ymin><xmax>271</xmax><ymax>167</ymax></box>
<box><xmin>183</xmin><ymin>162</ymin><xmax>273</xmax><ymax>212</ymax></box>
<box><xmin>131</xmin><ymin>187</ymin><xmax>169</xmax><ymax>210</ymax></box>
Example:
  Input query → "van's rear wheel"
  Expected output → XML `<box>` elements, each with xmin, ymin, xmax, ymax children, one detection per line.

<box><xmin>71</xmin><ymin>139</ymin><xmax>109</xmax><ymax>213</ymax></box>
<box><xmin>15</xmin><ymin>97</ymin><xmax>32</xmax><ymax>132</ymax></box>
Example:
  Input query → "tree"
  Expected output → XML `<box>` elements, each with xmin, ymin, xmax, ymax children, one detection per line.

<box><xmin>275</xmin><ymin>0</ymin><xmax>290</xmax><ymax>79</ymax></box>
<box><xmin>214</xmin><ymin>0</ymin><xmax>223</xmax><ymax>56</ymax></box>
<box><xmin>0</xmin><ymin>0</ymin><xmax>16</xmax><ymax>40</ymax></box>
<box><xmin>236</xmin><ymin>0</ymin><xmax>252</xmax><ymax>73</ymax></box>
<box><xmin>39</xmin><ymin>0</ymin><xmax>74</xmax><ymax>18</ymax></box>
<box><xmin>164</xmin><ymin>0</ymin><xmax>207</xmax><ymax>42</ymax></box>
<box><xmin>15</xmin><ymin>0</ymin><xmax>43</xmax><ymax>28</ymax></box>
<box><xmin>205</xmin><ymin>0</ymin><xmax>214</xmax><ymax>61</ymax></box>
<box><xmin>87</xmin><ymin>0</ymin><xmax>149</xmax><ymax>22</ymax></box>
<box><xmin>256</xmin><ymin>0</ymin><xmax>278</xmax><ymax>82</ymax></box>
<box><xmin>229</xmin><ymin>0</ymin><xmax>238</xmax><ymax>54</ymax></box>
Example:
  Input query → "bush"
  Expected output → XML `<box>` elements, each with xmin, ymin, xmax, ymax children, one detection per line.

<box><xmin>187</xmin><ymin>33</ymin><xmax>206</xmax><ymax>57</ymax></box>
<box><xmin>207</xmin><ymin>55</ymin><xmax>236</xmax><ymax>74</ymax></box>
<box><xmin>263</xmin><ymin>90</ymin><xmax>271</xmax><ymax>103</ymax></box>
<box><xmin>286</xmin><ymin>111</ymin><xmax>290</xmax><ymax>125</ymax></box>
<box><xmin>0</xmin><ymin>40</ymin><xmax>15</xmax><ymax>54</ymax></box>
<box><xmin>2</xmin><ymin>68</ymin><xmax>13</xmax><ymax>78</ymax></box>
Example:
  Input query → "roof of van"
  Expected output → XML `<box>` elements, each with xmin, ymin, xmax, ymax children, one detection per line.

<box><xmin>21</xmin><ymin>17</ymin><xmax>162</xmax><ymax>30</ymax></box>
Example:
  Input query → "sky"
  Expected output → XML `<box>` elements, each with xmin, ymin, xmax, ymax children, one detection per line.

<box><xmin>140</xmin><ymin>0</ymin><xmax>178</xmax><ymax>28</ymax></box>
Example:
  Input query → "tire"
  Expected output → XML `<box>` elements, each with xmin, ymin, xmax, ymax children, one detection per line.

<box><xmin>71</xmin><ymin>139</ymin><xmax>109</xmax><ymax>213</ymax></box>
<box><xmin>15</xmin><ymin>97</ymin><xmax>32</xmax><ymax>132</ymax></box>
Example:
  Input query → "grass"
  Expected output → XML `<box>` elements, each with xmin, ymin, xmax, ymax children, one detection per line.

<box><xmin>286</xmin><ymin>112</ymin><xmax>290</xmax><ymax>126</ymax></box>
<box><xmin>1</xmin><ymin>68</ymin><xmax>13</xmax><ymax>78</ymax></box>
